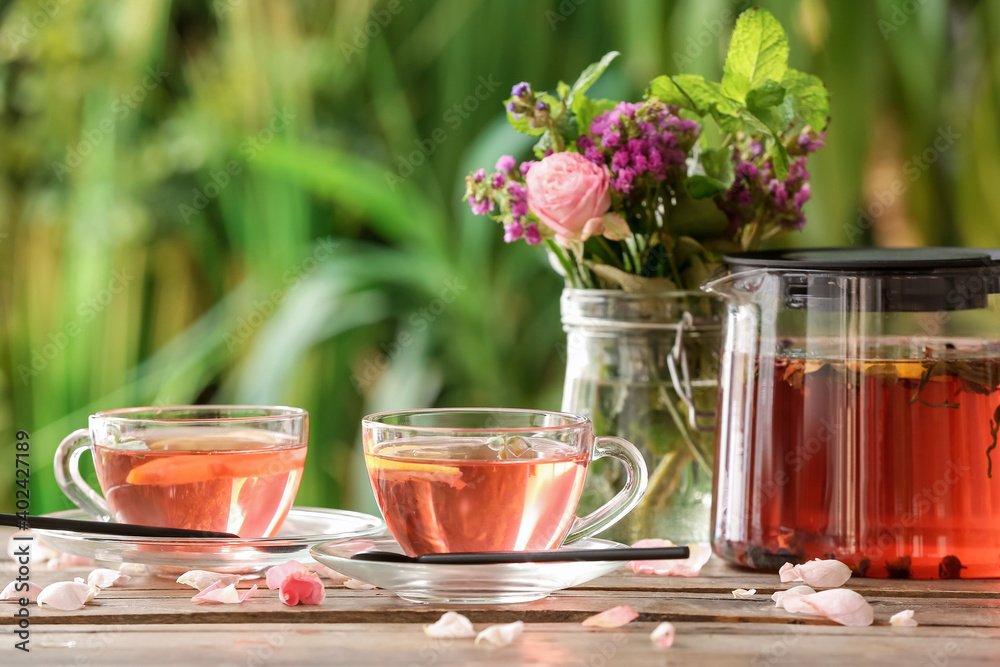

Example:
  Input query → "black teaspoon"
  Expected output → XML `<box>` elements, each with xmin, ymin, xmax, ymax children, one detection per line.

<box><xmin>1</xmin><ymin>513</ymin><xmax>240</xmax><ymax>539</ymax></box>
<box><xmin>350</xmin><ymin>545</ymin><xmax>691</xmax><ymax>565</ymax></box>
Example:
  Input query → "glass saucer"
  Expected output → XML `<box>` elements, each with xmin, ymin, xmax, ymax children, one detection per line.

<box><xmin>34</xmin><ymin>507</ymin><xmax>385</xmax><ymax>576</ymax></box>
<box><xmin>310</xmin><ymin>535</ymin><xmax>627</xmax><ymax>604</ymax></box>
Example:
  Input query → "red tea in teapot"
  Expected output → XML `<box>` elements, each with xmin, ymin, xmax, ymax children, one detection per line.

<box><xmin>713</xmin><ymin>348</ymin><xmax>1000</xmax><ymax>578</ymax></box>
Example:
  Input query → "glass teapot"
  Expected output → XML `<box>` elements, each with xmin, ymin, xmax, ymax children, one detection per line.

<box><xmin>703</xmin><ymin>247</ymin><xmax>1000</xmax><ymax>579</ymax></box>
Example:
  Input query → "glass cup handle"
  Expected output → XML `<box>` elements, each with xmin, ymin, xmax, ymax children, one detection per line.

<box><xmin>53</xmin><ymin>429</ymin><xmax>113</xmax><ymax>522</ymax></box>
<box><xmin>564</xmin><ymin>436</ymin><xmax>649</xmax><ymax>544</ymax></box>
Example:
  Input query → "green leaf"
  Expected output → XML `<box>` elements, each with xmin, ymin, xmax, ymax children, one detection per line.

<box><xmin>670</xmin><ymin>74</ymin><xmax>738</xmax><ymax>117</ymax></box>
<box><xmin>781</xmin><ymin>69</ymin><xmax>829</xmax><ymax>132</ymax></box>
<box><xmin>506</xmin><ymin>102</ymin><xmax>546</xmax><ymax>136</ymax></box>
<box><xmin>572</xmin><ymin>95</ymin><xmax>616</xmax><ymax>136</ymax></box>
<box><xmin>649</xmin><ymin>75</ymin><xmax>698</xmax><ymax>111</ymax></box>
<box><xmin>771</xmin><ymin>142</ymin><xmax>790</xmax><ymax>181</ymax></box>
<box><xmin>721</xmin><ymin>8</ymin><xmax>789</xmax><ymax>103</ymax></box>
<box><xmin>570</xmin><ymin>51</ymin><xmax>619</xmax><ymax>100</ymax></box>
<box><xmin>557</xmin><ymin>80</ymin><xmax>571</xmax><ymax>101</ymax></box>
<box><xmin>533</xmin><ymin>130</ymin><xmax>555</xmax><ymax>158</ymax></box>
<box><xmin>699</xmin><ymin>147</ymin><xmax>735</xmax><ymax>187</ymax></box>
<box><xmin>685</xmin><ymin>175</ymin><xmax>729</xmax><ymax>200</ymax></box>
<box><xmin>746</xmin><ymin>80</ymin><xmax>786</xmax><ymax>109</ymax></box>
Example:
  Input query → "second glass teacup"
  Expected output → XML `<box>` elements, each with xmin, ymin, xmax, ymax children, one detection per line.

<box><xmin>362</xmin><ymin>408</ymin><xmax>648</xmax><ymax>556</ymax></box>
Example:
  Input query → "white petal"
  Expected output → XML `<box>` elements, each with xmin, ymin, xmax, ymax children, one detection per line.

<box><xmin>424</xmin><ymin>612</ymin><xmax>476</xmax><ymax>639</ymax></box>
<box><xmin>87</xmin><ymin>568</ymin><xmax>130</xmax><ymax>589</ymax></box>
<box><xmin>650</xmin><ymin>622</ymin><xmax>676</xmax><ymax>649</ymax></box>
<box><xmin>772</xmin><ymin>585</ymin><xmax>816</xmax><ymax>609</ymax></box>
<box><xmin>782</xmin><ymin>588</ymin><xmax>874</xmax><ymax>627</ymax></box>
<box><xmin>37</xmin><ymin>581</ymin><xmax>94</xmax><ymax>611</ymax></box>
<box><xmin>778</xmin><ymin>562</ymin><xmax>799</xmax><ymax>583</ymax></box>
<box><xmin>732</xmin><ymin>588</ymin><xmax>756</xmax><ymax>599</ymax></box>
<box><xmin>789</xmin><ymin>559</ymin><xmax>852</xmax><ymax>588</ymax></box>
<box><xmin>344</xmin><ymin>578</ymin><xmax>375</xmax><ymax>590</ymax></box>
<box><xmin>890</xmin><ymin>610</ymin><xmax>918</xmax><ymax>627</ymax></box>
<box><xmin>311</xmin><ymin>562</ymin><xmax>349</xmax><ymax>585</ymax></box>
<box><xmin>475</xmin><ymin>621</ymin><xmax>524</xmax><ymax>649</ymax></box>
<box><xmin>176</xmin><ymin>570</ymin><xmax>241</xmax><ymax>591</ymax></box>
<box><xmin>627</xmin><ymin>539</ymin><xmax>712</xmax><ymax>577</ymax></box>
<box><xmin>191</xmin><ymin>581</ymin><xmax>257</xmax><ymax>604</ymax></box>
<box><xmin>582</xmin><ymin>605</ymin><xmax>639</xmax><ymax>628</ymax></box>
<box><xmin>1</xmin><ymin>580</ymin><xmax>43</xmax><ymax>602</ymax></box>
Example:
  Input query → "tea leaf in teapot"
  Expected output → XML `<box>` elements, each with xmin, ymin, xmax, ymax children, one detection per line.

<box><xmin>988</xmin><ymin>405</ymin><xmax>999</xmax><ymax>480</ymax></box>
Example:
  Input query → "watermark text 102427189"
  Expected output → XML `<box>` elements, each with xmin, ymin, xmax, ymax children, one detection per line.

<box><xmin>12</xmin><ymin>430</ymin><xmax>32</xmax><ymax>652</ymax></box>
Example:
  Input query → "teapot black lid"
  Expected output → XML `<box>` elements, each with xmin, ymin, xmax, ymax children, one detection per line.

<box><xmin>724</xmin><ymin>247</ymin><xmax>1000</xmax><ymax>271</ymax></box>
<box><xmin>721</xmin><ymin>247</ymin><xmax>1000</xmax><ymax>312</ymax></box>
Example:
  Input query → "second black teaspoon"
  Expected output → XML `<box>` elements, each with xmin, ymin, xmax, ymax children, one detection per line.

<box><xmin>350</xmin><ymin>545</ymin><xmax>690</xmax><ymax>565</ymax></box>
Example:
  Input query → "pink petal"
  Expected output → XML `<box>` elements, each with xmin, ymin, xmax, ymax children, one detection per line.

<box><xmin>627</xmin><ymin>539</ymin><xmax>711</xmax><ymax>577</ymax></box>
<box><xmin>279</xmin><ymin>571</ymin><xmax>325</xmax><ymax>606</ymax></box>
<box><xmin>265</xmin><ymin>560</ymin><xmax>310</xmax><ymax>590</ymax></box>
<box><xmin>890</xmin><ymin>610</ymin><xmax>918</xmax><ymax>627</ymax></box>
<box><xmin>771</xmin><ymin>585</ymin><xmax>816</xmax><ymax>609</ymax></box>
<box><xmin>731</xmin><ymin>588</ymin><xmax>756</xmax><ymax>599</ymax></box>
<box><xmin>192</xmin><ymin>581</ymin><xmax>257</xmax><ymax>604</ymax></box>
<box><xmin>344</xmin><ymin>578</ymin><xmax>376</xmax><ymax>590</ymax></box>
<box><xmin>779</xmin><ymin>559</ymin><xmax>851</xmax><ymax>588</ymax></box>
<box><xmin>424</xmin><ymin>612</ymin><xmax>476</xmax><ymax>639</ymax></box>
<box><xmin>176</xmin><ymin>570</ymin><xmax>241</xmax><ymax>591</ymax></box>
<box><xmin>650</xmin><ymin>622</ymin><xmax>676</xmax><ymax>649</ymax></box>
<box><xmin>37</xmin><ymin>581</ymin><xmax>96</xmax><ymax>610</ymax></box>
<box><xmin>475</xmin><ymin>621</ymin><xmax>524</xmax><ymax>649</ymax></box>
<box><xmin>1</xmin><ymin>580</ymin><xmax>43</xmax><ymax>602</ymax></box>
<box><xmin>311</xmin><ymin>562</ymin><xmax>349</xmax><ymax>585</ymax></box>
<box><xmin>87</xmin><ymin>568</ymin><xmax>130</xmax><ymax>589</ymax></box>
<box><xmin>781</xmin><ymin>588</ymin><xmax>874</xmax><ymax>627</ymax></box>
<box><xmin>582</xmin><ymin>605</ymin><xmax>639</xmax><ymax>628</ymax></box>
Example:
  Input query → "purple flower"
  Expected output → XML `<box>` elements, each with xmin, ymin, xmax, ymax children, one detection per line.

<box><xmin>473</xmin><ymin>168</ymin><xmax>486</xmax><ymax>183</ymax></box>
<box><xmin>583</xmin><ymin>146</ymin><xmax>604</xmax><ymax>164</ymax></box>
<box><xmin>674</xmin><ymin>118</ymin><xmax>699</xmax><ymax>133</ymax></box>
<box><xmin>590</xmin><ymin>115</ymin><xmax>610</xmax><ymax>136</ymax></box>
<box><xmin>797</xmin><ymin>132</ymin><xmax>826</xmax><ymax>154</ymax></box>
<box><xmin>470</xmin><ymin>196</ymin><xmax>492</xmax><ymax>216</ymax></box>
<box><xmin>492</xmin><ymin>172</ymin><xmax>506</xmax><ymax>189</ymax></box>
<box><xmin>601</xmin><ymin>131</ymin><xmax>620</xmax><ymax>149</ymax></box>
<box><xmin>614</xmin><ymin>101</ymin><xmax>638</xmax><ymax>118</ymax></box>
<box><xmin>495</xmin><ymin>155</ymin><xmax>516</xmax><ymax>173</ymax></box>
<box><xmin>519</xmin><ymin>161</ymin><xmax>535</xmax><ymax>175</ymax></box>
<box><xmin>794</xmin><ymin>183</ymin><xmax>811</xmax><ymax>209</ymax></box>
<box><xmin>750</xmin><ymin>141</ymin><xmax>764</xmax><ymax>158</ymax></box>
<box><xmin>511</xmin><ymin>199</ymin><xmax>529</xmax><ymax>218</ymax></box>
<box><xmin>611</xmin><ymin>150</ymin><xmax>631</xmax><ymax>170</ymax></box>
<box><xmin>525</xmin><ymin>224</ymin><xmax>542</xmax><ymax>245</ymax></box>
<box><xmin>736</xmin><ymin>162</ymin><xmax>759</xmax><ymax>180</ymax></box>
<box><xmin>577</xmin><ymin>136</ymin><xmax>595</xmax><ymax>151</ymax></box>
<box><xmin>788</xmin><ymin>158</ymin><xmax>810</xmax><ymax>183</ymax></box>
<box><xmin>736</xmin><ymin>189</ymin><xmax>753</xmax><ymax>206</ymax></box>
<box><xmin>503</xmin><ymin>221</ymin><xmax>524</xmax><ymax>243</ymax></box>
<box><xmin>507</xmin><ymin>182</ymin><xmax>528</xmax><ymax>199</ymax></box>
<box><xmin>773</xmin><ymin>182</ymin><xmax>789</xmax><ymax>208</ymax></box>
<box><xmin>511</xmin><ymin>82</ymin><xmax>531</xmax><ymax>98</ymax></box>
<box><xmin>506</xmin><ymin>101</ymin><xmax>517</xmax><ymax>113</ymax></box>
<box><xmin>536</xmin><ymin>100</ymin><xmax>549</xmax><ymax>112</ymax></box>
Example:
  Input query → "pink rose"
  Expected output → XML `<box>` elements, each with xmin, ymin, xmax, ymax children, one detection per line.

<box><xmin>525</xmin><ymin>152</ymin><xmax>614</xmax><ymax>243</ymax></box>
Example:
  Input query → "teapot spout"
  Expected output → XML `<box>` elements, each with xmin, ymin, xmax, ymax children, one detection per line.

<box><xmin>701</xmin><ymin>268</ymin><xmax>768</xmax><ymax>304</ymax></box>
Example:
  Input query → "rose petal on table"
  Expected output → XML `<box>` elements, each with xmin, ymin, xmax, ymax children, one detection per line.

<box><xmin>36</xmin><ymin>581</ymin><xmax>97</xmax><ymax>610</ymax></box>
<box><xmin>6</xmin><ymin>532</ymin><xmax>59</xmax><ymax>563</ymax></box>
<box><xmin>424</xmin><ymin>612</ymin><xmax>476</xmax><ymax>639</ymax></box>
<box><xmin>1</xmin><ymin>580</ymin><xmax>43</xmax><ymax>601</ymax></box>
<box><xmin>265</xmin><ymin>560</ymin><xmax>310</xmax><ymax>590</ymax></box>
<box><xmin>279</xmin><ymin>571</ymin><xmax>325</xmax><ymax>606</ymax></box>
<box><xmin>475</xmin><ymin>621</ymin><xmax>524</xmax><ymax>649</ymax></box>
<box><xmin>311</xmin><ymin>562</ymin><xmax>349</xmax><ymax>584</ymax></box>
<box><xmin>778</xmin><ymin>559</ymin><xmax>851</xmax><ymax>588</ymax></box>
<box><xmin>46</xmin><ymin>553</ymin><xmax>94</xmax><ymax>570</ymax></box>
<box><xmin>650</xmin><ymin>621</ymin><xmax>676</xmax><ymax>649</ymax></box>
<box><xmin>627</xmin><ymin>539</ymin><xmax>712</xmax><ymax>577</ymax></box>
<box><xmin>732</xmin><ymin>588</ymin><xmax>756</xmax><ymax>599</ymax></box>
<box><xmin>582</xmin><ymin>605</ymin><xmax>639</xmax><ymax>628</ymax></box>
<box><xmin>344</xmin><ymin>578</ymin><xmax>376</xmax><ymax>590</ymax></box>
<box><xmin>781</xmin><ymin>588</ymin><xmax>874</xmax><ymax>627</ymax></box>
<box><xmin>771</xmin><ymin>585</ymin><xmax>816</xmax><ymax>609</ymax></box>
<box><xmin>88</xmin><ymin>568</ymin><xmax>130</xmax><ymax>589</ymax></box>
<box><xmin>191</xmin><ymin>581</ymin><xmax>257</xmax><ymax>604</ymax></box>
<box><xmin>176</xmin><ymin>570</ymin><xmax>241</xmax><ymax>591</ymax></box>
<box><xmin>890</xmin><ymin>609</ymin><xmax>918</xmax><ymax>627</ymax></box>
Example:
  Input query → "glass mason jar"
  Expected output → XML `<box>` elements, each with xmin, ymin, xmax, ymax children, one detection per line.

<box><xmin>561</xmin><ymin>288</ymin><xmax>724</xmax><ymax>545</ymax></box>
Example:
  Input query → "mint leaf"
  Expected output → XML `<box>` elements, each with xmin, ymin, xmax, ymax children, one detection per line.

<box><xmin>649</xmin><ymin>75</ymin><xmax>698</xmax><ymax>111</ymax></box>
<box><xmin>685</xmin><ymin>175</ymin><xmax>729</xmax><ymax>199</ymax></box>
<box><xmin>557</xmin><ymin>80</ymin><xmax>571</xmax><ymax>101</ymax></box>
<box><xmin>572</xmin><ymin>95</ymin><xmax>616</xmax><ymax>135</ymax></box>
<box><xmin>782</xmin><ymin>69</ymin><xmax>829</xmax><ymax>132</ymax></box>
<box><xmin>746</xmin><ymin>80</ymin><xmax>785</xmax><ymax>109</ymax></box>
<box><xmin>721</xmin><ymin>8</ymin><xmax>789</xmax><ymax>103</ymax></box>
<box><xmin>507</xmin><ymin>108</ymin><xmax>547</xmax><ymax>136</ymax></box>
<box><xmin>670</xmin><ymin>74</ymin><xmax>738</xmax><ymax>117</ymax></box>
<box><xmin>699</xmin><ymin>147</ymin><xmax>735</xmax><ymax>187</ymax></box>
<box><xmin>570</xmin><ymin>51</ymin><xmax>619</xmax><ymax>100</ymax></box>
<box><xmin>771</xmin><ymin>142</ymin><xmax>790</xmax><ymax>181</ymax></box>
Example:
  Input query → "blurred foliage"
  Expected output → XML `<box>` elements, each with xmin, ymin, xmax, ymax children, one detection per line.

<box><xmin>0</xmin><ymin>0</ymin><xmax>997</xmax><ymax>514</ymax></box>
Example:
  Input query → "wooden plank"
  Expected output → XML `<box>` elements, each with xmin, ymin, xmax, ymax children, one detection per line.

<box><xmin>1</xmin><ymin>622</ymin><xmax>998</xmax><ymax>667</ymax></box>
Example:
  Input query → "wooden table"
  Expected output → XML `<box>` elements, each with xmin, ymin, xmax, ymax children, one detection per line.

<box><xmin>2</xmin><ymin>553</ymin><xmax>997</xmax><ymax>666</ymax></box>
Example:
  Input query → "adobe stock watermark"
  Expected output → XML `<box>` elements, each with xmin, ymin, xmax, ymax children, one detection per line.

<box><xmin>340</xmin><ymin>0</ymin><xmax>412</xmax><ymax>62</ymax></box>
<box><xmin>672</xmin><ymin>2</ymin><xmax>750</xmax><ymax>68</ymax></box>
<box><xmin>878</xmin><ymin>0</ymin><xmax>932</xmax><ymax>40</ymax></box>
<box><xmin>50</xmin><ymin>65</ymin><xmax>169</xmax><ymax>181</ymax></box>
<box><xmin>383</xmin><ymin>76</ymin><xmax>501</xmax><ymax>190</ymax></box>
<box><xmin>222</xmin><ymin>238</ymin><xmax>338</xmax><ymax>351</ymax></box>
<box><xmin>3</xmin><ymin>0</ymin><xmax>70</xmax><ymax>57</ymax></box>
<box><xmin>17</xmin><ymin>269</ymin><xmax>135</xmax><ymax>385</ymax></box>
<box><xmin>351</xmin><ymin>278</ymin><xmax>467</xmax><ymax>392</ymax></box>
<box><xmin>545</xmin><ymin>0</ymin><xmax>587</xmax><ymax>30</ymax></box>
<box><xmin>845</xmin><ymin>126</ymin><xmax>959</xmax><ymax>243</ymax></box>
<box><xmin>179</xmin><ymin>107</ymin><xmax>296</xmax><ymax>223</ymax></box>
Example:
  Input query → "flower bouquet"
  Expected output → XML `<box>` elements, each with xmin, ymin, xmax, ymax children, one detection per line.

<box><xmin>464</xmin><ymin>8</ymin><xmax>830</xmax><ymax>543</ymax></box>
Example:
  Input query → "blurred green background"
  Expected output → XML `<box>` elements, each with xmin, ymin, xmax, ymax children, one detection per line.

<box><xmin>1</xmin><ymin>0</ymin><xmax>998</xmax><ymax>515</ymax></box>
